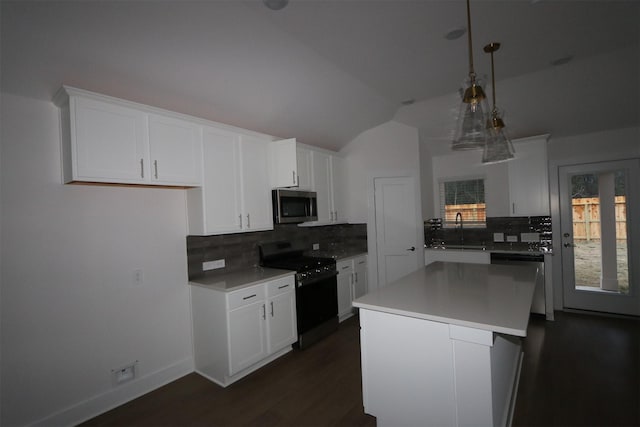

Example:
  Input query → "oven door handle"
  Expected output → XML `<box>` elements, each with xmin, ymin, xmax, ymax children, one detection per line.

<box><xmin>298</xmin><ymin>271</ymin><xmax>338</xmax><ymax>287</ymax></box>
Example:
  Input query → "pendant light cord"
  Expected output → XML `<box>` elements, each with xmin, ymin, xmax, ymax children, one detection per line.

<box><xmin>466</xmin><ymin>0</ymin><xmax>475</xmax><ymax>79</ymax></box>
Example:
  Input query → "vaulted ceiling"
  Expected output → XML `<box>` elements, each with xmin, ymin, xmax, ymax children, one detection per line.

<box><xmin>2</xmin><ymin>1</ymin><xmax>638</xmax><ymax>154</ymax></box>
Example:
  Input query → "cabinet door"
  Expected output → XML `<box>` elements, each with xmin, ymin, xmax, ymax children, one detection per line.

<box><xmin>312</xmin><ymin>151</ymin><xmax>333</xmax><ymax>223</ymax></box>
<box><xmin>269</xmin><ymin>138</ymin><xmax>298</xmax><ymax>188</ymax></box>
<box><xmin>267</xmin><ymin>291</ymin><xmax>297</xmax><ymax>353</ymax></box>
<box><xmin>239</xmin><ymin>135</ymin><xmax>273</xmax><ymax>231</ymax></box>
<box><xmin>508</xmin><ymin>137</ymin><xmax>550</xmax><ymax>216</ymax></box>
<box><xmin>330</xmin><ymin>156</ymin><xmax>347</xmax><ymax>222</ymax></box>
<box><xmin>337</xmin><ymin>260</ymin><xmax>354</xmax><ymax>320</ymax></box>
<box><xmin>353</xmin><ymin>256</ymin><xmax>368</xmax><ymax>299</ymax></box>
<box><xmin>296</xmin><ymin>147</ymin><xmax>312</xmax><ymax>190</ymax></box>
<box><xmin>148</xmin><ymin>114</ymin><xmax>202</xmax><ymax>186</ymax></box>
<box><xmin>201</xmin><ymin>126</ymin><xmax>242</xmax><ymax>233</ymax></box>
<box><xmin>228</xmin><ymin>302</ymin><xmax>267</xmax><ymax>376</ymax></box>
<box><xmin>73</xmin><ymin>96</ymin><xmax>148</xmax><ymax>183</ymax></box>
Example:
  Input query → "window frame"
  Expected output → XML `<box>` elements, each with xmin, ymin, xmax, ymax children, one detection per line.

<box><xmin>438</xmin><ymin>176</ymin><xmax>487</xmax><ymax>229</ymax></box>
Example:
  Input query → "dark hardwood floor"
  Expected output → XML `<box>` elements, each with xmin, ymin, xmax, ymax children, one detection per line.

<box><xmin>83</xmin><ymin>312</ymin><xmax>639</xmax><ymax>427</ymax></box>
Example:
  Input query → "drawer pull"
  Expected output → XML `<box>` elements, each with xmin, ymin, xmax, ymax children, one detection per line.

<box><xmin>278</xmin><ymin>284</ymin><xmax>289</xmax><ymax>289</ymax></box>
<box><xmin>242</xmin><ymin>294</ymin><xmax>257</xmax><ymax>300</ymax></box>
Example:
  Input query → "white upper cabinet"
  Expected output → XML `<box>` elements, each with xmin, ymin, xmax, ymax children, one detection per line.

<box><xmin>239</xmin><ymin>135</ymin><xmax>274</xmax><ymax>231</ymax></box>
<box><xmin>296</xmin><ymin>146</ymin><xmax>313</xmax><ymax>190</ymax></box>
<box><xmin>507</xmin><ymin>135</ymin><xmax>550</xmax><ymax>216</ymax></box>
<box><xmin>331</xmin><ymin>155</ymin><xmax>347</xmax><ymax>223</ymax></box>
<box><xmin>187</xmin><ymin>127</ymin><xmax>273</xmax><ymax>235</ymax></box>
<box><xmin>269</xmin><ymin>138</ymin><xmax>298</xmax><ymax>188</ymax></box>
<box><xmin>54</xmin><ymin>86</ymin><xmax>202</xmax><ymax>187</ymax></box>
<box><xmin>188</xmin><ymin>126</ymin><xmax>242</xmax><ymax>234</ymax></box>
<box><xmin>312</xmin><ymin>151</ymin><xmax>333</xmax><ymax>223</ymax></box>
<box><xmin>310</xmin><ymin>151</ymin><xmax>346</xmax><ymax>224</ymax></box>
<box><xmin>66</xmin><ymin>95</ymin><xmax>149</xmax><ymax>184</ymax></box>
<box><xmin>148</xmin><ymin>114</ymin><xmax>202</xmax><ymax>186</ymax></box>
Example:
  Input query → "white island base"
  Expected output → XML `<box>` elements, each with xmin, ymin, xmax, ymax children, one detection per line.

<box><xmin>360</xmin><ymin>309</ymin><xmax>522</xmax><ymax>427</ymax></box>
<box><xmin>354</xmin><ymin>262</ymin><xmax>539</xmax><ymax>427</ymax></box>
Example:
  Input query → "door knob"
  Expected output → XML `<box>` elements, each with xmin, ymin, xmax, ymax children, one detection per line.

<box><xmin>563</xmin><ymin>243</ymin><xmax>576</xmax><ymax>248</ymax></box>
<box><xmin>407</xmin><ymin>246</ymin><xmax>416</xmax><ymax>252</ymax></box>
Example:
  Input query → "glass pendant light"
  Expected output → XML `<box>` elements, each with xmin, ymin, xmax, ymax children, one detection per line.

<box><xmin>452</xmin><ymin>0</ymin><xmax>489</xmax><ymax>151</ymax></box>
<box><xmin>482</xmin><ymin>42</ymin><xmax>515</xmax><ymax>164</ymax></box>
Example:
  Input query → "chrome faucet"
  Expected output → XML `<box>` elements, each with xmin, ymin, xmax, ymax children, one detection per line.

<box><xmin>455</xmin><ymin>212</ymin><xmax>464</xmax><ymax>245</ymax></box>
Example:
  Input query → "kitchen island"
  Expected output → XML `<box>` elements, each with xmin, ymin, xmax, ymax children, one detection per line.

<box><xmin>352</xmin><ymin>261</ymin><xmax>540</xmax><ymax>427</ymax></box>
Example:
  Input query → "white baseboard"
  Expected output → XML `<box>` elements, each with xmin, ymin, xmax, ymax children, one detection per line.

<box><xmin>30</xmin><ymin>357</ymin><xmax>194</xmax><ymax>427</ymax></box>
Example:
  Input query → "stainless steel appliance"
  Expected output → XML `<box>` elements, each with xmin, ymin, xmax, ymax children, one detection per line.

<box><xmin>259</xmin><ymin>241</ymin><xmax>338</xmax><ymax>349</ymax></box>
<box><xmin>490</xmin><ymin>252</ymin><xmax>545</xmax><ymax>315</ymax></box>
<box><xmin>272</xmin><ymin>189</ymin><xmax>317</xmax><ymax>224</ymax></box>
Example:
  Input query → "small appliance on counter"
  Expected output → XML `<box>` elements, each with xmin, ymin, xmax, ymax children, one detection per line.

<box><xmin>272</xmin><ymin>189</ymin><xmax>318</xmax><ymax>224</ymax></box>
<box><xmin>259</xmin><ymin>240</ymin><xmax>338</xmax><ymax>349</ymax></box>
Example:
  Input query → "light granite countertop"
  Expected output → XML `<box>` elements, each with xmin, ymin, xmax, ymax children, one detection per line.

<box><xmin>189</xmin><ymin>267</ymin><xmax>294</xmax><ymax>292</ymax></box>
<box><xmin>353</xmin><ymin>261</ymin><xmax>539</xmax><ymax>337</ymax></box>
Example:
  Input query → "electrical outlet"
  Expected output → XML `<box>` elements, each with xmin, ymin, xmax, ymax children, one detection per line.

<box><xmin>112</xmin><ymin>361</ymin><xmax>138</xmax><ymax>385</ymax></box>
<box><xmin>133</xmin><ymin>269</ymin><xmax>143</xmax><ymax>286</ymax></box>
<box><xmin>203</xmin><ymin>259</ymin><xmax>225</xmax><ymax>271</ymax></box>
<box><xmin>312</xmin><ymin>243</ymin><xmax>320</xmax><ymax>250</ymax></box>
<box><xmin>493</xmin><ymin>233</ymin><xmax>504</xmax><ymax>242</ymax></box>
<box><xmin>506</xmin><ymin>235</ymin><xmax>519</xmax><ymax>243</ymax></box>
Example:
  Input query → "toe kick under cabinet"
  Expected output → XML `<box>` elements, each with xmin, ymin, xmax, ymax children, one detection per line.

<box><xmin>190</xmin><ymin>274</ymin><xmax>297</xmax><ymax>387</ymax></box>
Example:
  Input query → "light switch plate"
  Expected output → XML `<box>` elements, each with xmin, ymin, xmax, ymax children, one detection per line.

<box><xmin>312</xmin><ymin>243</ymin><xmax>320</xmax><ymax>250</ymax></box>
<box><xmin>521</xmin><ymin>232</ymin><xmax>540</xmax><ymax>243</ymax></box>
<box><xmin>506</xmin><ymin>235</ymin><xmax>519</xmax><ymax>243</ymax></box>
<box><xmin>203</xmin><ymin>259</ymin><xmax>225</xmax><ymax>271</ymax></box>
<box><xmin>493</xmin><ymin>233</ymin><xmax>505</xmax><ymax>242</ymax></box>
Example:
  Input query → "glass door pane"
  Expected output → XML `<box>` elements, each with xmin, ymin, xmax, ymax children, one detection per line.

<box><xmin>570</xmin><ymin>172</ymin><xmax>628</xmax><ymax>294</ymax></box>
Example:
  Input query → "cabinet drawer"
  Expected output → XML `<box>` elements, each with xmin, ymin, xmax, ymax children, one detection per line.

<box><xmin>337</xmin><ymin>260</ymin><xmax>353</xmax><ymax>274</ymax></box>
<box><xmin>228</xmin><ymin>285</ymin><xmax>265</xmax><ymax>310</ymax></box>
<box><xmin>266</xmin><ymin>275</ymin><xmax>295</xmax><ymax>297</ymax></box>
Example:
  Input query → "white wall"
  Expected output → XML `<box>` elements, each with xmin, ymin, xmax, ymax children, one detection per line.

<box><xmin>341</xmin><ymin>120</ymin><xmax>421</xmax><ymax>223</ymax></box>
<box><xmin>0</xmin><ymin>94</ymin><xmax>194</xmax><ymax>426</ymax></box>
<box><xmin>341</xmin><ymin>120</ymin><xmax>422</xmax><ymax>291</ymax></box>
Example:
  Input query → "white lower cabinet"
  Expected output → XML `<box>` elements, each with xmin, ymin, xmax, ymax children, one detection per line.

<box><xmin>353</xmin><ymin>255</ymin><xmax>368</xmax><ymax>300</ymax></box>
<box><xmin>191</xmin><ymin>274</ymin><xmax>297</xmax><ymax>387</ymax></box>
<box><xmin>337</xmin><ymin>255</ymin><xmax>368</xmax><ymax>321</ymax></box>
<box><xmin>337</xmin><ymin>260</ymin><xmax>354</xmax><ymax>321</ymax></box>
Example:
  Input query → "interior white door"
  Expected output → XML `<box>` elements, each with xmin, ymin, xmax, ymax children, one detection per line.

<box><xmin>559</xmin><ymin>159</ymin><xmax>639</xmax><ymax>315</ymax></box>
<box><xmin>374</xmin><ymin>177</ymin><xmax>422</xmax><ymax>287</ymax></box>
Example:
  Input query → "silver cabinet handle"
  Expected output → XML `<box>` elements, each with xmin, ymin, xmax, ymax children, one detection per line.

<box><xmin>278</xmin><ymin>284</ymin><xmax>289</xmax><ymax>289</ymax></box>
<box><xmin>242</xmin><ymin>294</ymin><xmax>257</xmax><ymax>300</ymax></box>
<box><xmin>140</xmin><ymin>159</ymin><xmax>144</xmax><ymax>178</ymax></box>
<box><xmin>247</xmin><ymin>214</ymin><xmax>250</xmax><ymax>228</ymax></box>
<box><xmin>335</xmin><ymin>211</ymin><xmax>338</xmax><ymax>221</ymax></box>
<box><xmin>153</xmin><ymin>160</ymin><xmax>158</xmax><ymax>179</ymax></box>
<box><xmin>270</xmin><ymin>301</ymin><xmax>274</xmax><ymax>317</ymax></box>
<box><xmin>262</xmin><ymin>304</ymin><xmax>266</xmax><ymax>320</ymax></box>
<box><xmin>407</xmin><ymin>246</ymin><xmax>416</xmax><ymax>251</ymax></box>
<box><xmin>512</xmin><ymin>203</ymin><xmax>516</xmax><ymax>215</ymax></box>
<box><xmin>239</xmin><ymin>214</ymin><xmax>243</xmax><ymax>229</ymax></box>
<box><xmin>292</xmin><ymin>171</ymin><xmax>296</xmax><ymax>185</ymax></box>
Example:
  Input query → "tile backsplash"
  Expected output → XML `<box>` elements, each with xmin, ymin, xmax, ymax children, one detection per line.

<box><xmin>187</xmin><ymin>223</ymin><xmax>367</xmax><ymax>280</ymax></box>
<box><xmin>424</xmin><ymin>216</ymin><xmax>552</xmax><ymax>252</ymax></box>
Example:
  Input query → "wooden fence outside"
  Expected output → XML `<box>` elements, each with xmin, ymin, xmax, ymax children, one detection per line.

<box><xmin>444</xmin><ymin>203</ymin><xmax>486</xmax><ymax>223</ymax></box>
<box><xmin>572</xmin><ymin>196</ymin><xmax>627</xmax><ymax>241</ymax></box>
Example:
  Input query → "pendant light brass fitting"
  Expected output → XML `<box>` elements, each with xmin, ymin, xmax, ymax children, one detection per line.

<box><xmin>483</xmin><ymin>42</ymin><xmax>501</xmax><ymax>54</ymax></box>
<box><xmin>462</xmin><ymin>81</ymin><xmax>486</xmax><ymax>104</ymax></box>
<box><xmin>489</xmin><ymin>111</ymin><xmax>505</xmax><ymax>129</ymax></box>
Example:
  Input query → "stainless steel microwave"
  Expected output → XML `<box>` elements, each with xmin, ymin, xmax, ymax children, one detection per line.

<box><xmin>272</xmin><ymin>189</ymin><xmax>318</xmax><ymax>224</ymax></box>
